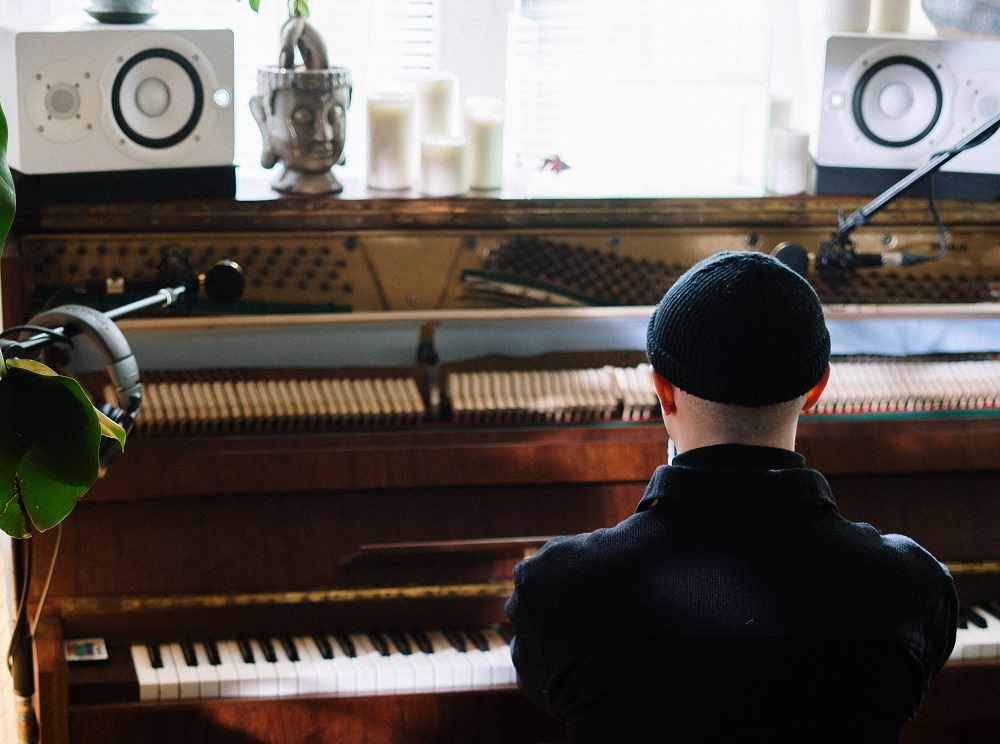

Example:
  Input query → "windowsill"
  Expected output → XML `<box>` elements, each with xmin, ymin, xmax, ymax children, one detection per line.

<box><xmin>13</xmin><ymin>165</ymin><xmax>1000</xmax><ymax>235</ymax></box>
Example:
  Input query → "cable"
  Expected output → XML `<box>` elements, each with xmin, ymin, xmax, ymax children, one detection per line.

<box><xmin>925</xmin><ymin>173</ymin><xmax>948</xmax><ymax>263</ymax></box>
<box><xmin>30</xmin><ymin>523</ymin><xmax>62</xmax><ymax>636</ymax></box>
<box><xmin>5</xmin><ymin>524</ymin><xmax>31</xmax><ymax>667</ymax></box>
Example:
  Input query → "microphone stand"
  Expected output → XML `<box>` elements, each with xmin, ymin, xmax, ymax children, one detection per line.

<box><xmin>6</xmin><ymin>285</ymin><xmax>188</xmax><ymax>357</ymax></box>
<box><xmin>816</xmin><ymin>109</ymin><xmax>1000</xmax><ymax>282</ymax></box>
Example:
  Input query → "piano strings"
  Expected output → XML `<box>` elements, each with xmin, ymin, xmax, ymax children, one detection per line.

<box><xmin>96</xmin><ymin>357</ymin><xmax>1000</xmax><ymax>437</ymax></box>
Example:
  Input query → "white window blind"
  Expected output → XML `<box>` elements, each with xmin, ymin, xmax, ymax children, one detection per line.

<box><xmin>505</xmin><ymin>0</ymin><xmax>777</xmax><ymax>197</ymax></box>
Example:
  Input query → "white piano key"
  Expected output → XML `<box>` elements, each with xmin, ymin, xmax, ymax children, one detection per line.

<box><xmin>976</xmin><ymin>606</ymin><xmax>1000</xmax><ymax>659</ymax></box>
<box><xmin>192</xmin><ymin>642</ymin><xmax>221</xmax><ymax>699</ymax></box>
<box><xmin>957</xmin><ymin>606</ymin><xmax>1000</xmax><ymax>660</ymax></box>
<box><xmin>424</xmin><ymin>629</ymin><xmax>474</xmax><ymax>689</ymax></box>
<box><xmin>456</xmin><ymin>629</ymin><xmax>494</xmax><ymax>688</ymax></box>
<box><xmin>480</xmin><ymin>627</ymin><xmax>516</xmax><ymax>685</ymax></box>
<box><xmin>165</xmin><ymin>643</ymin><xmax>201</xmax><ymax>700</ymax></box>
<box><xmin>149</xmin><ymin>643</ymin><xmax>180</xmax><ymax>701</ymax></box>
<box><xmin>479</xmin><ymin>628</ymin><xmax>517</xmax><ymax>685</ymax></box>
<box><xmin>378</xmin><ymin>630</ymin><xmax>418</xmax><ymax>692</ymax></box>
<box><xmin>130</xmin><ymin>644</ymin><xmax>161</xmax><ymax>702</ymax></box>
<box><xmin>398</xmin><ymin>630</ymin><xmax>436</xmax><ymax>691</ymax></box>
<box><xmin>350</xmin><ymin>632</ymin><xmax>396</xmax><ymax>694</ymax></box>
<box><xmin>265</xmin><ymin>637</ymin><xmax>301</xmax><ymax>696</ymax></box>
<box><xmin>295</xmin><ymin>635</ymin><xmax>340</xmax><ymax>694</ymax></box>
<box><xmin>212</xmin><ymin>640</ymin><xmax>242</xmax><ymax>698</ymax></box>
<box><xmin>249</xmin><ymin>639</ymin><xmax>281</xmax><ymax>697</ymax></box>
<box><xmin>280</xmin><ymin>637</ymin><xmax>317</xmax><ymax>696</ymax></box>
<box><xmin>221</xmin><ymin>639</ymin><xmax>260</xmax><ymax>697</ymax></box>
<box><xmin>332</xmin><ymin>633</ymin><xmax>377</xmax><ymax>694</ymax></box>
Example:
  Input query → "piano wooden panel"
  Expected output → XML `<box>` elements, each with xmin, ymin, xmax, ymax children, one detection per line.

<box><xmin>8</xmin><ymin>193</ymin><xmax>1000</xmax><ymax>744</ymax></box>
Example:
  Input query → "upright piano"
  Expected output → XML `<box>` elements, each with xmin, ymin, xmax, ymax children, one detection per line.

<box><xmin>4</xmin><ymin>188</ymin><xmax>1000</xmax><ymax>744</ymax></box>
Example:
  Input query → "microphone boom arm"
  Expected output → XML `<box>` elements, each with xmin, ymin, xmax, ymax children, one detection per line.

<box><xmin>833</xmin><ymin>109</ymin><xmax>1000</xmax><ymax>245</ymax></box>
<box><xmin>4</xmin><ymin>285</ymin><xmax>187</xmax><ymax>358</ymax></box>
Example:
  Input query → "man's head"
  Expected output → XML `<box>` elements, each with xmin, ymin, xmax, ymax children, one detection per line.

<box><xmin>647</xmin><ymin>250</ymin><xmax>830</xmax><ymax>408</ymax></box>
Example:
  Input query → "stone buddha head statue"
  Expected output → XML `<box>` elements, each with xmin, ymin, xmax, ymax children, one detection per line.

<box><xmin>250</xmin><ymin>17</ymin><xmax>352</xmax><ymax>194</ymax></box>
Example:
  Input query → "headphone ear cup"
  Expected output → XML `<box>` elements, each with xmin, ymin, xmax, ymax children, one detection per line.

<box><xmin>97</xmin><ymin>402</ymin><xmax>129</xmax><ymax>473</ymax></box>
<box><xmin>27</xmin><ymin>304</ymin><xmax>142</xmax><ymax>477</ymax></box>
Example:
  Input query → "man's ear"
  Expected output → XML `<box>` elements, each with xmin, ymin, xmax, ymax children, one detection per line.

<box><xmin>650</xmin><ymin>368</ymin><xmax>677</xmax><ymax>416</ymax></box>
<box><xmin>802</xmin><ymin>364</ymin><xmax>831</xmax><ymax>412</ymax></box>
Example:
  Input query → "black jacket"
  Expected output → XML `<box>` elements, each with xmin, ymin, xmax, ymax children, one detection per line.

<box><xmin>506</xmin><ymin>444</ymin><xmax>958</xmax><ymax>743</ymax></box>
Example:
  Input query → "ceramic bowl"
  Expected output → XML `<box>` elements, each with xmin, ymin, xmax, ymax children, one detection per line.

<box><xmin>921</xmin><ymin>0</ymin><xmax>1000</xmax><ymax>36</ymax></box>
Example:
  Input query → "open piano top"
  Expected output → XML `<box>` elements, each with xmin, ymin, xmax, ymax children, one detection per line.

<box><xmin>8</xmin><ymin>201</ymin><xmax>1000</xmax><ymax>744</ymax></box>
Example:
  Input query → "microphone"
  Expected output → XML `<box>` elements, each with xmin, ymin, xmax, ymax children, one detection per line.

<box><xmin>68</xmin><ymin>253</ymin><xmax>245</xmax><ymax>305</ymax></box>
<box><xmin>773</xmin><ymin>240</ymin><xmax>933</xmax><ymax>284</ymax></box>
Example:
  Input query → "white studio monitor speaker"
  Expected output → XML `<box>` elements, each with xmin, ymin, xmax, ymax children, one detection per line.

<box><xmin>816</xmin><ymin>34</ymin><xmax>1000</xmax><ymax>200</ymax></box>
<box><xmin>0</xmin><ymin>19</ymin><xmax>235</xmax><ymax>203</ymax></box>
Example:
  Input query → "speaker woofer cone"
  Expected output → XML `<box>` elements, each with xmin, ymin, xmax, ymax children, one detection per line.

<box><xmin>852</xmin><ymin>54</ymin><xmax>943</xmax><ymax>148</ymax></box>
<box><xmin>111</xmin><ymin>47</ymin><xmax>204</xmax><ymax>149</ymax></box>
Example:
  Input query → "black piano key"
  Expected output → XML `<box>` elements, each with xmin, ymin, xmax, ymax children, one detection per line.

<box><xmin>464</xmin><ymin>626</ymin><xmax>489</xmax><ymax>652</ymax></box>
<box><xmin>279</xmin><ymin>635</ymin><xmax>299</xmax><ymax>662</ymax></box>
<box><xmin>257</xmin><ymin>637</ymin><xmax>278</xmax><ymax>663</ymax></box>
<box><xmin>980</xmin><ymin>600</ymin><xmax>1000</xmax><ymax>619</ymax></box>
<box><xmin>146</xmin><ymin>643</ymin><xmax>163</xmax><ymax>669</ymax></box>
<box><xmin>409</xmin><ymin>628</ymin><xmax>434</xmax><ymax>655</ymax></box>
<box><xmin>180</xmin><ymin>640</ymin><xmax>198</xmax><ymax>667</ymax></box>
<box><xmin>236</xmin><ymin>638</ymin><xmax>255</xmax><ymax>663</ymax></box>
<box><xmin>443</xmin><ymin>627</ymin><xmax>467</xmax><ymax>653</ymax></box>
<box><xmin>387</xmin><ymin>628</ymin><xmax>412</xmax><ymax>656</ymax></box>
<box><xmin>496</xmin><ymin>624</ymin><xmax>514</xmax><ymax>644</ymax></box>
<box><xmin>960</xmin><ymin>604</ymin><xmax>987</xmax><ymax>629</ymax></box>
<box><xmin>367</xmin><ymin>630</ymin><xmax>390</xmax><ymax>657</ymax></box>
<box><xmin>312</xmin><ymin>633</ymin><xmax>334</xmax><ymax>660</ymax></box>
<box><xmin>204</xmin><ymin>640</ymin><xmax>222</xmax><ymax>666</ymax></box>
<box><xmin>333</xmin><ymin>631</ymin><xmax>356</xmax><ymax>658</ymax></box>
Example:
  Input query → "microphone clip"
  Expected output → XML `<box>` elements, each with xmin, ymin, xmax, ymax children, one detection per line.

<box><xmin>815</xmin><ymin>233</ymin><xmax>859</xmax><ymax>289</ymax></box>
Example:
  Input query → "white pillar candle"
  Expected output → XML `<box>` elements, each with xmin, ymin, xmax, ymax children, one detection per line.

<box><xmin>367</xmin><ymin>91</ymin><xmax>416</xmax><ymax>191</ymax></box>
<box><xmin>417</xmin><ymin>72</ymin><xmax>459</xmax><ymax>138</ymax></box>
<box><xmin>870</xmin><ymin>0</ymin><xmax>911</xmax><ymax>32</ymax></box>
<box><xmin>766</xmin><ymin>128</ymin><xmax>812</xmax><ymax>196</ymax></box>
<box><xmin>465</xmin><ymin>97</ymin><xmax>504</xmax><ymax>191</ymax></box>
<box><xmin>822</xmin><ymin>0</ymin><xmax>871</xmax><ymax>32</ymax></box>
<box><xmin>420</xmin><ymin>136</ymin><xmax>467</xmax><ymax>197</ymax></box>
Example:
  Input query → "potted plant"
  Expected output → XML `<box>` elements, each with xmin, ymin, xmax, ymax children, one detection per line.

<box><xmin>243</xmin><ymin>0</ymin><xmax>310</xmax><ymax>17</ymax></box>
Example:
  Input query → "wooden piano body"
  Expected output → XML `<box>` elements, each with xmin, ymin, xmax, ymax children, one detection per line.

<box><xmin>5</xmin><ymin>191</ymin><xmax>1000</xmax><ymax>743</ymax></box>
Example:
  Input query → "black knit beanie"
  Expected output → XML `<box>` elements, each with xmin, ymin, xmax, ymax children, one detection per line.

<box><xmin>646</xmin><ymin>251</ymin><xmax>831</xmax><ymax>407</ymax></box>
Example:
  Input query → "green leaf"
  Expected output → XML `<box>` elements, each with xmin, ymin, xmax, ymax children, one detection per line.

<box><xmin>17</xmin><ymin>465</ymin><xmax>88</xmax><ymax>532</ymax></box>
<box><xmin>0</xmin><ymin>492</ymin><xmax>28</xmax><ymax>539</ymax></box>
<box><xmin>5</xmin><ymin>364</ymin><xmax>102</xmax><ymax>486</ymax></box>
<box><xmin>0</xmin><ymin>102</ymin><xmax>15</xmax><ymax>249</ymax></box>
<box><xmin>249</xmin><ymin>0</ymin><xmax>260</xmax><ymax>10</ymax></box>
<box><xmin>96</xmin><ymin>406</ymin><xmax>127</xmax><ymax>455</ymax></box>
<box><xmin>0</xmin><ymin>363</ymin><xmax>104</xmax><ymax>532</ymax></box>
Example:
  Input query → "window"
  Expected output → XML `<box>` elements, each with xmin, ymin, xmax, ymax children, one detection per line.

<box><xmin>1</xmin><ymin>0</ymin><xmax>936</xmax><ymax>196</ymax></box>
<box><xmin>505</xmin><ymin>0</ymin><xmax>777</xmax><ymax>196</ymax></box>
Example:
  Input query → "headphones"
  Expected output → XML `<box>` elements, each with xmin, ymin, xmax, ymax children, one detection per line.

<box><xmin>26</xmin><ymin>304</ymin><xmax>142</xmax><ymax>474</ymax></box>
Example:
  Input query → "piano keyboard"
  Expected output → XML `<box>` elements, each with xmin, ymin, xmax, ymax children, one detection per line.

<box><xmin>127</xmin><ymin>626</ymin><xmax>516</xmax><ymax>702</ymax></box>
<box><xmin>952</xmin><ymin>603</ymin><xmax>1000</xmax><ymax>661</ymax></box>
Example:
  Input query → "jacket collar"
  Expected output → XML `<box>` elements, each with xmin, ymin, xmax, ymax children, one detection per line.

<box><xmin>636</xmin><ymin>444</ymin><xmax>837</xmax><ymax>513</ymax></box>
